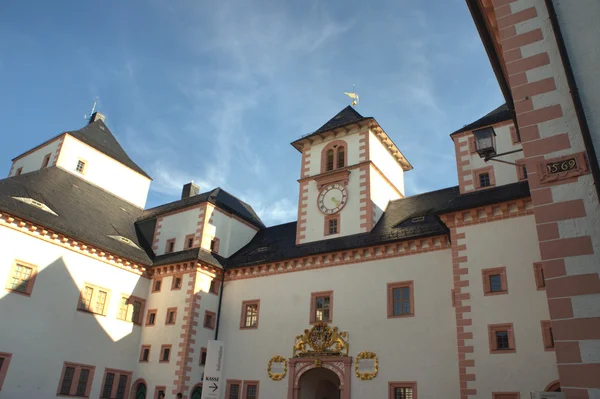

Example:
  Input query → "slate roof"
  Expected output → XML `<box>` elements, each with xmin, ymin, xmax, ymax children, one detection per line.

<box><xmin>0</xmin><ymin>168</ymin><xmax>152</xmax><ymax>265</ymax></box>
<box><xmin>152</xmin><ymin>247</ymin><xmax>224</xmax><ymax>269</ymax></box>
<box><xmin>451</xmin><ymin>104</ymin><xmax>513</xmax><ymax>136</ymax></box>
<box><xmin>139</xmin><ymin>187</ymin><xmax>265</xmax><ymax>229</ymax></box>
<box><xmin>224</xmin><ymin>181</ymin><xmax>530</xmax><ymax>268</ymax></box>
<box><xmin>68</xmin><ymin>120</ymin><xmax>151</xmax><ymax>178</ymax></box>
<box><xmin>292</xmin><ymin>106</ymin><xmax>370</xmax><ymax>145</ymax></box>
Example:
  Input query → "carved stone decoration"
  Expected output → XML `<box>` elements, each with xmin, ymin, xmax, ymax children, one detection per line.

<box><xmin>293</xmin><ymin>322</ymin><xmax>349</xmax><ymax>357</ymax></box>
<box><xmin>354</xmin><ymin>351</ymin><xmax>378</xmax><ymax>380</ymax></box>
<box><xmin>268</xmin><ymin>356</ymin><xmax>287</xmax><ymax>381</ymax></box>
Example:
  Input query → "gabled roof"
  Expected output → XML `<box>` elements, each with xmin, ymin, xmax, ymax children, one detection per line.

<box><xmin>139</xmin><ymin>187</ymin><xmax>265</xmax><ymax>229</ymax></box>
<box><xmin>451</xmin><ymin>104</ymin><xmax>513</xmax><ymax>136</ymax></box>
<box><xmin>0</xmin><ymin>167</ymin><xmax>152</xmax><ymax>265</ymax></box>
<box><xmin>314</xmin><ymin>106</ymin><xmax>367</xmax><ymax>135</ymax></box>
<box><xmin>68</xmin><ymin>120</ymin><xmax>151</xmax><ymax>178</ymax></box>
<box><xmin>224</xmin><ymin>181</ymin><xmax>530</xmax><ymax>268</ymax></box>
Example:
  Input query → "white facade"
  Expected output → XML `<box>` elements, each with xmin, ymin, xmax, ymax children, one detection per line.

<box><xmin>9</xmin><ymin>136</ymin><xmax>63</xmax><ymax>176</ymax></box>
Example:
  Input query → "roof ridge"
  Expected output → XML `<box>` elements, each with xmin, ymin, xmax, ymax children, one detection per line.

<box><xmin>391</xmin><ymin>185</ymin><xmax>459</xmax><ymax>203</ymax></box>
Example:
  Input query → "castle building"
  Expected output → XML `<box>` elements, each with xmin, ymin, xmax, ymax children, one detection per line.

<box><xmin>0</xmin><ymin>1</ymin><xmax>599</xmax><ymax>399</ymax></box>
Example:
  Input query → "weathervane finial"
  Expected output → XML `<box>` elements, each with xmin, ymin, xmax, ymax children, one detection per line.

<box><xmin>343</xmin><ymin>85</ymin><xmax>359</xmax><ymax>107</ymax></box>
<box><xmin>84</xmin><ymin>97</ymin><xmax>99</xmax><ymax>120</ymax></box>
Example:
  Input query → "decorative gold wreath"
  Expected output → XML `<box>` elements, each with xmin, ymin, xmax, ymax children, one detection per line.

<box><xmin>268</xmin><ymin>355</ymin><xmax>287</xmax><ymax>381</ymax></box>
<box><xmin>355</xmin><ymin>351</ymin><xmax>378</xmax><ymax>380</ymax></box>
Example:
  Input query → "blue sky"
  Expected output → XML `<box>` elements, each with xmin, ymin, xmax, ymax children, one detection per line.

<box><xmin>0</xmin><ymin>0</ymin><xmax>504</xmax><ymax>226</ymax></box>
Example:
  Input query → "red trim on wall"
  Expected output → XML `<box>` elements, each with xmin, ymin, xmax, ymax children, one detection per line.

<box><xmin>0</xmin><ymin>352</ymin><xmax>12</xmax><ymax>391</ymax></box>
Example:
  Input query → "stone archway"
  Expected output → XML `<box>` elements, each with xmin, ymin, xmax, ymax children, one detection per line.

<box><xmin>545</xmin><ymin>380</ymin><xmax>561</xmax><ymax>392</ymax></box>
<box><xmin>288</xmin><ymin>357</ymin><xmax>352</xmax><ymax>399</ymax></box>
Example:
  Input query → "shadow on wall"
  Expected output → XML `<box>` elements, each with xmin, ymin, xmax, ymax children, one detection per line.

<box><xmin>0</xmin><ymin>256</ymin><xmax>147</xmax><ymax>398</ymax></box>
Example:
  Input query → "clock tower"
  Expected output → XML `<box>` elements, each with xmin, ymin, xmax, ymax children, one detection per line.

<box><xmin>292</xmin><ymin>106</ymin><xmax>412</xmax><ymax>245</ymax></box>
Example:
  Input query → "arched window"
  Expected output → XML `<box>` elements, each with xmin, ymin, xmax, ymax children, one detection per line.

<box><xmin>135</xmin><ymin>382</ymin><xmax>146</xmax><ymax>399</ymax></box>
<box><xmin>337</xmin><ymin>147</ymin><xmax>345</xmax><ymax>169</ymax></box>
<box><xmin>326</xmin><ymin>150</ymin><xmax>334</xmax><ymax>171</ymax></box>
<box><xmin>191</xmin><ymin>385</ymin><xmax>203</xmax><ymax>399</ymax></box>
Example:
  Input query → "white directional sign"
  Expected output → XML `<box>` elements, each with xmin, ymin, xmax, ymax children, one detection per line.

<box><xmin>201</xmin><ymin>340</ymin><xmax>225</xmax><ymax>399</ymax></box>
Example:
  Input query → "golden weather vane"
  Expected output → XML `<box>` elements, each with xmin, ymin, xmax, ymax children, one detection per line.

<box><xmin>344</xmin><ymin>85</ymin><xmax>359</xmax><ymax>107</ymax></box>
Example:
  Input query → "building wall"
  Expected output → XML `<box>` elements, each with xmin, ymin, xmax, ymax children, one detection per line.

<box><xmin>304</xmin><ymin>131</ymin><xmax>362</xmax><ymax>178</ymax></box>
<box><xmin>208</xmin><ymin>207</ymin><xmax>258</xmax><ymax>258</ymax></box>
<box><xmin>0</xmin><ymin>224</ymin><xmax>148</xmax><ymax>398</ymax></box>
<box><xmin>153</xmin><ymin>206</ymin><xmax>204</xmax><ymax>256</ymax></box>
<box><xmin>8</xmin><ymin>135</ymin><xmax>64</xmax><ymax>177</ymax></box>
<box><xmin>368</xmin><ymin>130</ymin><xmax>405</xmax><ymax>195</ymax></box>
<box><xmin>55</xmin><ymin>135</ymin><xmax>151</xmax><ymax>208</ymax></box>
<box><xmin>369</xmin><ymin>165</ymin><xmax>401</xmax><ymax>226</ymax></box>
<box><xmin>219</xmin><ymin>249</ymin><xmax>461</xmax><ymax>399</ymax></box>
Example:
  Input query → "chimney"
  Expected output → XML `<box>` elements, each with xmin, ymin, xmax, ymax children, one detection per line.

<box><xmin>89</xmin><ymin>112</ymin><xmax>106</xmax><ymax>124</ymax></box>
<box><xmin>181</xmin><ymin>182</ymin><xmax>200</xmax><ymax>199</ymax></box>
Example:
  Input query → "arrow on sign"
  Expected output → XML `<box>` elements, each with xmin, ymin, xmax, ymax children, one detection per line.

<box><xmin>210</xmin><ymin>383</ymin><xmax>218</xmax><ymax>392</ymax></box>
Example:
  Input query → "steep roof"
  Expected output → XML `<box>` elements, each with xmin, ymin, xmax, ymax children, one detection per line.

<box><xmin>225</xmin><ymin>181</ymin><xmax>530</xmax><ymax>268</ymax></box>
<box><xmin>0</xmin><ymin>168</ymin><xmax>152</xmax><ymax>265</ymax></box>
<box><xmin>68</xmin><ymin>120</ymin><xmax>151</xmax><ymax>178</ymax></box>
<box><xmin>451</xmin><ymin>104</ymin><xmax>513</xmax><ymax>136</ymax></box>
<box><xmin>291</xmin><ymin>106</ymin><xmax>370</xmax><ymax>147</ymax></box>
<box><xmin>139</xmin><ymin>187</ymin><xmax>265</xmax><ymax>229</ymax></box>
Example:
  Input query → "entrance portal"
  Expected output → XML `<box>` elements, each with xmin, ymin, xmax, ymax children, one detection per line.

<box><xmin>299</xmin><ymin>367</ymin><xmax>340</xmax><ymax>399</ymax></box>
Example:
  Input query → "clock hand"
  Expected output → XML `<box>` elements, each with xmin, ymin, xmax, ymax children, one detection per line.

<box><xmin>330</xmin><ymin>197</ymin><xmax>340</xmax><ymax>206</ymax></box>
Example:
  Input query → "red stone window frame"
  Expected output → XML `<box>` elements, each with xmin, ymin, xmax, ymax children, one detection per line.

<box><xmin>99</xmin><ymin>368</ymin><xmax>132</xmax><ymax>399</ymax></box>
<box><xmin>209</xmin><ymin>279</ymin><xmax>221</xmax><ymax>295</ymax></box>
<box><xmin>200</xmin><ymin>347</ymin><xmax>207</xmax><ymax>366</ymax></box>
<box><xmin>77</xmin><ymin>283</ymin><xmax>111</xmax><ymax>316</ymax></box>
<box><xmin>0</xmin><ymin>352</ymin><xmax>12</xmax><ymax>391</ymax></box>
<box><xmin>165</xmin><ymin>307</ymin><xmax>177</xmax><ymax>325</ymax></box>
<box><xmin>324</xmin><ymin>214</ymin><xmax>340</xmax><ymax>236</ymax></box>
<box><xmin>387</xmin><ymin>281</ymin><xmax>415</xmax><ymax>318</ymax></box>
<box><xmin>541</xmin><ymin>320</ymin><xmax>555</xmax><ymax>351</ymax></box>
<box><xmin>152</xmin><ymin>278</ymin><xmax>162</xmax><ymax>293</ymax></box>
<box><xmin>145</xmin><ymin>309</ymin><xmax>157</xmax><ymax>326</ymax></box>
<box><xmin>159</xmin><ymin>345</ymin><xmax>172</xmax><ymax>363</ymax></box>
<box><xmin>243</xmin><ymin>380</ymin><xmax>260</xmax><ymax>399</ymax></box>
<box><xmin>310</xmin><ymin>290</ymin><xmax>333</xmax><ymax>324</ymax></box>
<box><xmin>15</xmin><ymin>167</ymin><xmax>23</xmax><ymax>176</ymax></box>
<box><xmin>154</xmin><ymin>386</ymin><xmax>167</xmax><ymax>399</ymax></box>
<box><xmin>41</xmin><ymin>153</ymin><xmax>52</xmax><ymax>168</ymax></box>
<box><xmin>139</xmin><ymin>345</ymin><xmax>151</xmax><ymax>363</ymax></box>
<box><xmin>515</xmin><ymin>159</ymin><xmax>528</xmax><ymax>181</ymax></box>
<box><xmin>320</xmin><ymin>140</ymin><xmax>348</xmax><ymax>173</ymax></box>
<box><xmin>388</xmin><ymin>381</ymin><xmax>417</xmax><ymax>399</ymax></box>
<box><xmin>493</xmin><ymin>393</ymin><xmax>521</xmax><ymax>399</ymax></box>
<box><xmin>204</xmin><ymin>310</ymin><xmax>216</xmax><ymax>330</ymax></box>
<box><xmin>482</xmin><ymin>267</ymin><xmax>508</xmax><ymax>296</ymax></box>
<box><xmin>165</xmin><ymin>238</ymin><xmax>176</xmax><ymax>254</ymax></box>
<box><xmin>184</xmin><ymin>234</ymin><xmax>195</xmax><ymax>249</ymax></box>
<box><xmin>56</xmin><ymin>361</ymin><xmax>96</xmax><ymax>397</ymax></box>
<box><xmin>5</xmin><ymin>259</ymin><xmax>38</xmax><ymax>297</ymax></box>
<box><xmin>116</xmin><ymin>295</ymin><xmax>145</xmax><ymax>325</ymax></box>
<box><xmin>240</xmin><ymin>299</ymin><xmax>260</xmax><ymax>329</ymax></box>
<box><xmin>171</xmin><ymin>274</ymin><xmax>183</xmax><ymax>291</ymax></box>
<box><xmin>533</xmin><ymin>262</ymin><xmax>546</xmax><ymax>290</ymax></box>
<box><xmin>210</xmin><ymin>237</ymin><xmax>220</xmax><ymax>254</ymax></box>
<box><xmin>472</xmin><ymin>166</ymin><xmax>496</xmax><ymax>190</ymax></box>
<box><xmin>488</xmin><ymin>323</ymin><xmax>516</xmax><ymax>354</ymax></box>
<box><xmin>225</xmin><ymin>380</ymin><xmax>242</xmax><ymax>399</ymax></box>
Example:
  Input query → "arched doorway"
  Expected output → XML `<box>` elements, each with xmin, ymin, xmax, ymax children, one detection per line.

<box><xmin>130</xmin><ymin>380</ymin><xmax>146</xmax><ymax>399</ymax></box>
<box><xmin>191</xmin><ymin>384</ymin><xmax>203</xmax><ymax>399</ymax></box>
<box><xmin>299</xmin><ymin>368</ymin><xmax>340</xmax><ymax>399</ymax></box>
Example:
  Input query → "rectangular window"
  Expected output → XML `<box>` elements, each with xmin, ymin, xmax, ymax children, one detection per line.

<box><xmin>240</xmin><ymin>300</ymin><xmax>260</xmax><ymax>329</ymax></box>
<box><xmin>42</xmin><ymin>153</ymin><xmax>52</xmax><ymax>168</ymax></box>
<box><xmin>15</xmin><ymin>167</ymin><xmax>23</xmax><ymax>176</ymax></box>
<box><xmin>146</xmin><ymin>309</ymin><xmax>157</xmax><ymax>326</ymax></box>
<box><xmin>226</xmin><ymin>380</ymin><xmax>242</xmax><ymax>399</ymax></box>
<box><xmin>324</xmin><ymin>215</ymin><xmax>340</xmax><ymax>236</ymax></box>
<box><xmin>541</xmin><ymin>320</ymin><xmax>555</xmax><ymax>350</ymax></box>
<box><xmin>489</xmin><ymin>323</ymin><xmax>516</xmax><ymax>353</ymax></box>
<box><xmin>310</xmin><ymin>291</ymin><xmax>333</xmax><ymax>323</ymax></box>
<box><xmin>166</xmin><ymin>307</ymin><xmax>177</xmax><ymax>325</ymax></box>
<box><xmin>329</xmin><ymin>219</ymin><xmax>338</xmax><ymax>234</ymax></box>
<box><xmin>388</xmin><ymin>382</ymin><xmax>416</xmax><ymax>399</ymax></box>
<box><xmin>479</xmin><ymin>173</ymin><xmax>491</xmax><ymax>187</ymax></box>
<box><xmin>204</xmin><ymin>311</ymin><xmax>216</xmax><ymax>330</ymax></box>
<box><xmin>210</xmin><ymin>238</ymin><xmax>220</xmax><ymax>254</ymax></box>
<box><xmin>152</xmin><ymin>279</ymin><xmax>162</xmax><ymax>293</ymax></box>
<box><xmin>159</xmin><ymin>345</ymin><xmax>171</xmax><ymax>363</ymax></box>
<box><xmin>57</xmin><ymin>362</ymin><xmax>95</xmax><ymax>397</ymax></box>
<box><xmin>533</xmin><ymin>263</ymin><xmax>546</xmax><ymax>290</ymax></box>
<box><xmin>209</xmin><ymin>279</ymin><xmax>220</xmax><ymax>295</ymax></box>
<box><xmin>139</xmin><ymin>346</ymin><xmax>151</xmax><ymax>363</ymax></box>
<box><xmin>243</xmin><ymin>381</ymin><xmax>259</xmax><ymax>399</ymax></box>
<box><xmin>172</xmin><ymin>275</ymin><xmax>183</xmax><ymax>290</ymax></box>
<box><xmin>482</xmin><ymin>267</ymin><xmax>508</xmax><ymax>296</ymax></box>
<box><xmin>200</xmin><ymin>347</ymin><xmax>207</xmax><ymax>366</ymax></box>
<box><xmin>473</xmin><ymin>166</ymin><xmax>495</xmax><ymax>189</ymax></box>
<box><xmin>75</xmin><ymin>160</ymin><xmax>86</xmax><ymax>174</ymax></box>
<box><xmin>5</xmin><ymin>260</ymin><xmax>37</xmax><ymax>296</ymax></box>
<box><xmin>185</xmin><ymin>234</ymin><xmax>195</xmax><ymax>249</ymax></box>
<box><xmin>78</xmin><ymin>283</ymin><xmax>111</xmax><ymax>316</ymax></box>
<box><xmin>100</xmin><ymin>369</ymin><xmax>132</xmax><ymax>399</ymax></box>
<box><xmin>116</xmin><ymin>296</ymin><xmax>145</xmax><ymax>324</ymax></box>
<box><xmin>155</xmin><ymin>387</ymin><xmax>166</xmax><ymax>399</ymax></box>
<box><xmin>0</xmin><ymin>353</ymin><xmax>12</xmax><ymax>391</ymax></box>
<box><xmin>165</xmin><ymin>238</ymin><xmax>176</xmax><ymax>253</ymax></box>
<box><xmin>387</xmin><ymin>281</ymin><xmax>414</xmax><ymax>318</ymax></box>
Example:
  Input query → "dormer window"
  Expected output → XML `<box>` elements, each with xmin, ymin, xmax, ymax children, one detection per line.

<box><xmin>15</xmin><ymin>167</ymin><xmax>23</xmax><ymax>176</ymax></box>
<box><xmin>12</xmin><ymin>197</ymin><xmax>58</xmax><ymax>216</ymax></box>
<box><xmin>75</xmin><ymin>160</ymin><xmax>86</xmax><ymax>174</ymax></box>
<box><xmin>41</xmin><ymin>153</ymin><xmax>51</xmax><ymax>168</ymax></box>
<box><xmin>473</xmin><ymin>127</ymin><xmax>496</xmax><ymax>159</ymax></box>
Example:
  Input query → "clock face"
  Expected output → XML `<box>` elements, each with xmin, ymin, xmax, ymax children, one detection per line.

<box><xmin>318</xmin><ymin>183</ymin><xmax>348</xmax><ymax>214</ymax></box>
